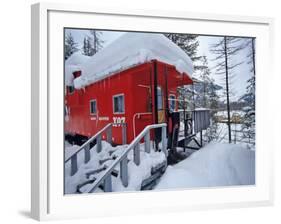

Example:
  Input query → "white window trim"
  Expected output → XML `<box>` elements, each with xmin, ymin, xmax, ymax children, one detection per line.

<box><xmin>157</xmin><ymin>86</ymin><xmax>164</xmax><ymax>110</ymax></box>
<box><xmin>113</xmin><ymin>93</ymin><xmax>125</xmax><ymax>114</ymax></box>
<box><xmin>90</xmin><ymin>99</ymin><xmax>97</xmax><ymax>115</ymax></box>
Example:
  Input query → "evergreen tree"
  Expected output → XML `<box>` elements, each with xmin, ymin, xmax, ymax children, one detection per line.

<box><xmin>210</xmin><ymin>36</ymin><xmax>244</xmax><ymax>143</ymax></box>
<box><xmin>198</xmin><ymin>56</ymin><xmax>212</xmax><ymax>108</ymax></box>
<box><xmin>165</xmin><ymin>34</ymin><xmax>202</xmax><ymax>70</ymax></box>
<box><xmin>65</xmin><ymin>32</ymin><xmax>79</xmax><ymax>60</ymax></box>
<box><xmin>165</xmin><ymin>33</ymin><xmax>203</xmax><ymax>111</ymax></box>
<box><xmin>82</xmin><ymin>36</ymin><xmax>95</xmax><ymax>56</ymax></box>
<box><xmin>89</xmin><ymin>30</ymin><xmax>104</xmax><ymax>55</ymax></box>
<box><xmin>82</xmin><ymin>37</ymin><xmax>88</xmax><ymax>56</ymax></box>
<box><xmin>239</xmin><ymin>38</ymin><xmax>256</xmax><ymax>144</ymax></box>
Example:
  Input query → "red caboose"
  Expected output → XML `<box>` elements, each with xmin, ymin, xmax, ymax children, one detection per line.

<box><xmin>65</xmin><ymin>33</ymin><xmax>193</xmax><ymax>145</ymax></box>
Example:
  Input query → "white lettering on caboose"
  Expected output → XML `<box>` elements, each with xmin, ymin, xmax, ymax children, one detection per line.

<box><xmin>113</xmin><ymin>117</ymin><xmax>126</xmax><ymax>127</ymax></box>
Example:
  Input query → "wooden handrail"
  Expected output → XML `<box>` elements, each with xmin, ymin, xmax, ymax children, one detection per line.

<box><xmin>65</xmin><ymin>123</ymin><xmax>127</xmax><ymax>176</ymax></box>
<box><xmin>65</xmin><ymin>123</ymin><xmax>113</xmax><ymax>163</ymax></box>
<box><xmin>84</xmin><ymin>123</ymin><xmax>167</xmax><ymax>193</ymax></box>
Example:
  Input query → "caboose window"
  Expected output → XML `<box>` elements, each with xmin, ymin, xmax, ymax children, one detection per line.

<box><xmin>90</xmin><ymin>100</ymin><xmax>97</xmax><ymax>114</ymax></box>
<box><xmin>169</xmin><ymin>94</ymin><xmax>176</xmax><ymax>111</ymax></box>
<box><xmin>113</xmin><ymin>94</ymin><xmax>125</xmax><ymax>114</ymax></box>
<box><xmin>67</xmin><ymin>85</ymin><xmax>74</xmax><ymax>94</ymax></box>
<box><xmin>157</xmin><ymin>87</ymin><xmax>163</xmax><ymax>110</ymax></box>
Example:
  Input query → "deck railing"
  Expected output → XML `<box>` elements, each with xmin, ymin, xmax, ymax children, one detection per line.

<box><xmin>178</xmin><ymin>109</ymin><xmax>211</xmax><ymax>134</ymax></box>
<box><xmin>84</xmin><ymin>123</ymin><xmax>167</xmax><ymax>193</ymax></box>
<box><xmin>65</xmin><ymin>123</ymin><xmax>127</xmax><ymax>176</ymax></box>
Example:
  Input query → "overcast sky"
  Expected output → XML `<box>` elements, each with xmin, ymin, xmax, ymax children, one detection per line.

<box><xmin>65</xmin><ymin>29</ymin><xmax>253</xmax><ymax>101</ymax></box>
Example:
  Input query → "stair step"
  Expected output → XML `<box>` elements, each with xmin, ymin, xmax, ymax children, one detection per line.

<box><xmin>85</xmin><ymin>166</ymin><xmax>106</xmax><ymax>179</ymax></box>
<box><xmin>141</xmin><ymin>171</ymin><xmax>162</xmax><ymax>190</ymax></box>
<box><xmin>151</xmin><ymin>161</ymin><xmax>167</xmax><ymax>175</ymax></box>
<box><xmin>76</xmin><ymin>177</ymin><xmax>96</xmax><ymax>193</ymax></box>
<box><xmin>99</xmin><ymin>155</ymin><xmax>117</xmax><ymax>165</ymax></box>
<box><xmin>104</xmin><ymin>165</ymin><xmax>119</xmax><ymax>177</ymax></box>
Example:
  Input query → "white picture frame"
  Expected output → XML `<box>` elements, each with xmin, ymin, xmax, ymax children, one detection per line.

<box><xmin>31</xmin><ymin>2</ymin><xmax>274</xmax><ymax>221</ymax></box>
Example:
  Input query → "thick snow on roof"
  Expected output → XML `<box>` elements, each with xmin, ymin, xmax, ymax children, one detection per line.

<box><xmin>73</xmin><ymin>33</ymin><xmax>194</xmax><ymax>89</ymax></box>
<box><xmin>65</xmin><ymin>53</ymin><xmax>90</xmax><ymax>86</ymax></box>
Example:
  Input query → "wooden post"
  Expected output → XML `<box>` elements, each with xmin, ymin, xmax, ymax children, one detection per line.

<box><xmin>84</xmin><ymin>144</ymin><xmax>91</xmax><ymax>163</ymax></box>
<box><xmin>161</xmin><ymin>126</ymin><xmax>167</xmax><ymax>157</ymax></box>
<box><xmin>122</xmin><ymin>123</ymin><xmax>127</xmax><ymax>145</ymax></box>
<box><xmin>97</xmin><ymin>134</ymin><xmax>102</xmax><ymax>153</ymax></box>
<box><xmin>70</xmin><ymin>154</ymin><xmax>78</xmax><ymax>176</ymax></box>
<box><xmin>104</xmin><ymin>175</ymin><xmax>112</xmax><ymax>192</ymax></box>
<box><xmin>133</xmin><ymin>143</ymin><xmax>140</xmax><ymax>165</ymax></box>
<box><xmin>106</xmin><ymin>126</ymin><xmax>112</xmax><ymax>145</ymax></box>
<box><xmin>120</xmin><ymin>157</ymin><xmax>128</xmax><ymax>187</ymax></box>
<box><xmin>144</xmin><ymin>132</ymin><xmax>150</xmax><ymax>153</ymax></box>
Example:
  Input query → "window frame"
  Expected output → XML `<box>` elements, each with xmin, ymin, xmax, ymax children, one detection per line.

<box><xmin>157</xmin><ymin>86</ymin><xmax>163</xmax><ymax>110</ymax></box>
<box><xmin>67</xmin><ymin>85</ymin><xmax>75</xmax><ymax>95</ymax></box>
<box><xmin>169</xmin><ymin>94</ymin><xmax>176</xmax><ymax>111</ymax></box>
<box><xmin>89</xmin><ymin>99</ymin><xmax>97</xmax><ymax>115</ymax></box>
<box><xmin>112</xmin><ymin>93</ymin><xmax>125</xmax><ymax>114</ymax></box>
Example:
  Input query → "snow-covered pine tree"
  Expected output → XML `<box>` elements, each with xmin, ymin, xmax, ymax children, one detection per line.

<box><xmin>82</xmin><ymin>36</ymin><xmax>95</xmax><ymax>56</ymax></box>
<box><xmin>197</xmin><ymin>56</ymin><xmax>212</xmax><ymax>108</ymax></box>
<box><xmin>65</xmin><ymin>32</ymin><xmax>79</xmax><ymax>60</ymax></box>
<box><xmin>195</xmin><ymin>56</ymin><xmax>221</xmax><ymax>142</ymax></box>
<box><xmin>210</xmin><ymin>37</ymin><xmax>244</xmax><ymax>143</ymax></box>
<box><xmin>240</xmin><ymin>38</ymin><xmax>256</xmax><ymax>144</ymax></box>
<box><xmin>165</xmin><ymin>33</ymin><xmax>202</xmax><ymax>69</ymax></box>
<box><xmin>82</xmin><ymin>37</ymin><xmax>88</xmax><ymax>56</ymax></box>
<box><xmin>165</xmin><ymin>33</ymin><xmax>203</xmax><ymax>110</ymax></box>
<box><xmin>89</xmin><ymin>30</ymin><xmax>104</xmax><ymax>55</ymax></box>
<box><xmin>206</xmin><ymin>80</ymin><xmax>221</xmax><ymax>142</ymax></box>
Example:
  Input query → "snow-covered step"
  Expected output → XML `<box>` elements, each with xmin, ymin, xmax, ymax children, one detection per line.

<box><xmin>99</xmin><ymin>155</ymin><xmax>117</xmax><ymax>165</ymax></box>
<box><xmin>65</xmin><ymin>123</ymin><xmax>168</xmax><ymax>194</ymax></box>
<box><xmin>65</xmin><ymin>140</ymin><xmax>167</xmax><ymax>194</ymax></box>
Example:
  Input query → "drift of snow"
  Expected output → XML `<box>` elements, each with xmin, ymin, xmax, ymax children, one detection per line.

<box><xmin>155</xmin><ymin>142</ymin><xmax>255</xmax><ymax>190</ymax></box>
<box><xmin>65</xmin><ymin>141</ymin><xmax>166</xmax><ymax>194</ymax></box>
<box><xmin>73</xmin><ymin>33</ymin><xmax>194</xmax><ymax>89</ymax></box>
<box><xmin>65</xmin><ymin>53</ymin><xmax>91</xmax><ymax>86</ymax></box>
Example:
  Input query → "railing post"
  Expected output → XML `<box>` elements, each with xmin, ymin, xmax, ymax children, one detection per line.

<box><xmin>122</xmin><ymin>123</ymin><xmax>127</xmax><ymax>145</ymax></box>
<box><xmin>97</xmin><ymin>134</ymin><xmax>102</xmax><ymax>153</ymax></box>
<box><xmin>104</xmin><ymin>175</ymin><xmax>112</xmax><ymax>192</ymax></box>
<box><xmin>70</xmin><ymin>154</ymin><xmax>78</xmax><ymax>176</ymax></box>
<box><xmin>106</xmin><ymin>125</ymin><xmax>112</xmax><ymax>145</ymax></box>
<box><xmin>161</xmin><ymin>126</ymin><xmax>167</xmax><ymax>157</ymax></box>
<box><xmin>133</xmin><ymin>143</ymin><xmax>140</xmax><ymax>165</ymax></box>
<box><xmin>144</xmin><ymin>132</ymin><xmax>150</xmax><ymax>153</ymax></box>
<box><xmin>84</xmin><ymin>144</ymin><xmax>91</xmax><ymax>163</ymax></box>
<box><xmin>120</xmin><ymin>157</ymin><xmax>128</xmax><ymax>187</ymax></box>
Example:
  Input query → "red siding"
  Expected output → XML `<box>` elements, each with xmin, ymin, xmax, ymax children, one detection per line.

<box><xmin>65</xmin><ymin>60</ymin><xmax>192</xmax><ymax>145</ymax></box>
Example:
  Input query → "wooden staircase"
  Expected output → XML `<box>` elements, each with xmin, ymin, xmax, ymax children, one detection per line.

<box><xmin>64</xmin><ymin>123</ymin><xmax>168</xmax><ymax>193</ymax></box>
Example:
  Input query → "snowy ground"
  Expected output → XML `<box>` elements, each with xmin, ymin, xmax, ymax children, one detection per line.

<box><xmin>65</xmin><ymin>140</ymin><xmax>255</xmax><ymax>194</ymax></box>
<box><xmin>64</xmin><ymin>141</ymin><xmax>166</xmax><ymax>194</ymax></box>
<box><xmin>154</xmin><ymin>142</ymin><xmax>255</xmax><ymax>190</ymax></box>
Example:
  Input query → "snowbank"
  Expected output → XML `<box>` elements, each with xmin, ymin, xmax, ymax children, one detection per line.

<box><xmin>155</xmin><ymin>142</ymin><xmax>255</xmax><ymax>190</ymax></box>
<box><xmin>65</xmin><ymin>52</ymin><xmax>91</xmax><ymax>86</ymax></box>
<box><xmin>73</xmin><ymin>33</ymin><xmax>194</xmax><ymax>89</ymax></box>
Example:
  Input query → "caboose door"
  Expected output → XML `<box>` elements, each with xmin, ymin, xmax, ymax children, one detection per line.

<box><xmin>151</xmin><ymin>61</ymin><xmax>167</xmax><ymax>125</ymax></box>
<box><xmin>156</xmin><ymin>86</ymin><xmax>166</xmax><ymax>123</ymax></box>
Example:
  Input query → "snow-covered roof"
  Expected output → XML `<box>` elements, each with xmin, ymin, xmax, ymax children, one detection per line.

<box><xmin>65</xmin><ymin>53</ymin><xmax>91</xmax><ymax>86</ymax></box>
<box><xmin>71</xmin><ymin>33</ymin><xmax>194</xmax><ymax>89</ymax></box>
